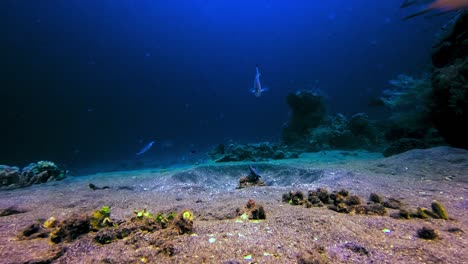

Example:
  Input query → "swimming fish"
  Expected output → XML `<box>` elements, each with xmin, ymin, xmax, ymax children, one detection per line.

<box><xmin>402</xmin><ymin>0</ymin><xmax>468</xmax><ymax>20</ymax></box>
<box><xmin>250</xmin><ymin>65</ymin><xmax>269</xmax><ymax>97</ymax></box>
<box><xmin>247</xmin><ymin>165</ymin><xmax>262</xmax><ymax>181</ymax></box>
<box><xmin>136</xmin><ymin>141</ymin><xmax>155</xmax><ymax>155</ymax></box>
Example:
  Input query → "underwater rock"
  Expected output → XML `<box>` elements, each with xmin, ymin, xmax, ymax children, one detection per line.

<box><xmin>382</xmin><ymin>138</ymin><xmax>429</xmax><ymax>157</ymax></box>
<box><xmin>383</xmin><ymin>198</ymin><xmax>402</xmax><ymax>209</ymax></box>
<box><xmin>285</xmin><ymin>188</ymin><xmax>390</xmax><ymax>216</ymax></box>
<box><xmin>0</xmin><ymin>206</ymin><xmax>27</xmax><ymax>217</ymax></box>
<box><xmin>308</xmin><ymin>126</ymin><xmax>356</xmax><ymax>150</ymax></box>
<box><xmin>282</xmin><ymin>90</ymin><xmax>326</xmax><ymax>145</ymax></box>
<box><xmin>417</xmin><ymin>227</ymin><xmax>439</xmax><ymax>240</ymax></box>
<box><xmin>283</xmin><ymin>191</ymin><xmax>307</xmax><ymax>206</ymax></box>
<box><xmin>348</xmin><ymin>113</ymin><xmax>370</xmax><ymax>135</ymax></box>
<box><xmin>0</xmin><ymin>165</ymin><xmax>21</xmax><ymax>186</ymax></box>
<box><xmin>0</xmin><ymin>161</ymin><xmax>67</xmax><ymax>189</ymax></box>
<box><xmin>296</xmin><ymin>245</ymin><xmax>330</xmax><ymax>264</ymax></box>
<box><xmin>305</xmin><ymin>113</ymin><xmax>383</xmax><ymax>152</ymax></box>
<box><xmin>369</xmin><ymin>193</ymin><xmax>383</xmax><ymax>204</ymax></box>
<box><xmin>366</xmin><ymin>203</ymin><xmax>387</xmax><ymax>216</ymax></box>
<box><xmin>344</xmin><ymin>242</ymin><xmax>370</xmax><ymax>256</ymax></box>
<box><xmin>210</xmin><ymin>142</ymin><xmax>299</xmax><ymax>163</ymax></box>
<box><xmin>89</xmin><ymin>183</ymin><xmax>110</xmax><ymax>190</ymax></box>
<box><xmin>50</xmin><ymin>214</ymin><xmax>91</xmax><ymax>243</ymax></box>
<box><xmin>431</xmin><ymin>11</ymin><xmax>468</xmax><ymax>149</ymax></box>
<box><xmin>208</xmin><ymin>144</ymin><xmax>225</xmax><ymax>160</ymax></box>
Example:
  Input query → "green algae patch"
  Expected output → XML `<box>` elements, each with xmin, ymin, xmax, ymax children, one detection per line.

<box><xmin>90</xmin><ymin>205</ymin><xmax>115</xmax><ymax>231</ymax></box>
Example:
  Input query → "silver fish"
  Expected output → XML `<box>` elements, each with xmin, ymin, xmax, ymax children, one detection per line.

<box><xmin>136</xmin><ymin>141</ymin><xmax>155</xmax><ymax>155</ymax></box>
<box><xmin>250</xmin><ymin>65</ymin><xmax>269</xmax><ymax>97</ymax></box>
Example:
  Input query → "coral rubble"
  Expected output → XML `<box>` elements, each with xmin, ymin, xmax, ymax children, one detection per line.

<box><xmin>209</xmin><ymin>142</ymin><xmax>299</xmax><ymax>163</ymax></box>
<box><xmin>20</xmin><ymin>206</ymin><xmax>194</xmax><ymax>259</ymax></box>
<box><xmin>0</xmin><ymin>161</ymin><xmax>67</xmax><ymax>189</ymax></box>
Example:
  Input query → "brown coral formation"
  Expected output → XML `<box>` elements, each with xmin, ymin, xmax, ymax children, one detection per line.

<box><xmin>236</xmin><ymin>199</ymin><xmax>266</xmax><ymax>220</ymax></box>
<box><xmin>283</xmin><ymin>188</ymin><xmax>409</xmax><ymax>216</ymax></box>
<box><xmin>19</xmin><ymin>207</ymin><xmax>194</xmax><ymax>260</ymax></box>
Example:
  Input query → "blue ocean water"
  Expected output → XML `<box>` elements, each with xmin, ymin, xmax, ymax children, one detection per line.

<box><xmin>0</xmin><ymin>0</ymin><xmax>450</xmax><ymax>174</ymax></box>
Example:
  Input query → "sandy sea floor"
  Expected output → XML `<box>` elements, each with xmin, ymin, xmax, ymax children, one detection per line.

<box><xmin>0</xmin><ymin>146</ymin><xmax>467</xmax><ymax>264</ymax></box>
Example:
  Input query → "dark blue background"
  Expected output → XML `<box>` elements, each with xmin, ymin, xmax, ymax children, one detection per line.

<box><xmin>0</xmin><ymin>0</ymin><xmax>448</xmax><ymax>173</ymax></box>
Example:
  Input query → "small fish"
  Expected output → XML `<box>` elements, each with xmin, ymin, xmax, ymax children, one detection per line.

<box><xmin>248</xmin><ymin>165</ymin><xmax>262</xmax><ymax>181</ymax></box>
<box><xmin>136</xmin><ymin>141</ymin><xmax>155</xmax><ymax>155</ymax></box>
<box><xmin>250</xmin><ymin>65</ymin><xmax>269</xmax><ymax>97</ymax></box>
<box><xmin>402</xmin><ymin>0</ymin><xmax>468</xmax><ymax>20</ymax></box>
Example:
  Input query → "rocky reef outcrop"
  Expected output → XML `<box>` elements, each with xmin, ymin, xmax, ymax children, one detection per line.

<box><xmin>431</xmin><ymin>11</ymin><xmax>468</xmax><ymax>149</ymax></box>
<box><xmin>0</xmin><ymin>161</ymin><xmax>67</xmax><ymax>189</ymax></box>
<box><xmin>282</xmin><ymin>90</ymin><xmax>326</xmax><ymax>145</ymax></box>
<box><xmin>209</xmin><ymin>142</ymin><xmax>299</xmax><ymax>163</ymax></box>
<box><xmin>281</xmin><ymin>90</ymin><xmax>383</xmax><ymax>152</ymax></box>
<box><xmin>307</xmin><ymin>113</ymin><xmax>383</xmax><ymax>151</ymax></box>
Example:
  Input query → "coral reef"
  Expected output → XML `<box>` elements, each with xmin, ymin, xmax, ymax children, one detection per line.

<box><xmin>306</xmin><ymin>113</ymin><xmax>383</xmax><ymax>151</ymax></box>
<box><xmin>430</xmin><ymin>11</ymin><xmax>468</xmax><ymax>149</ymax></box>
<box><xmin>381</xmin><ymin>74</ymin><xmax>432</xmax><ymax>126</ymax></box>
<box><xmin>0</xmin><ymin>161</ymin><xmax>67</xmax><ymax>189</ymax></box>
<box><xmin>209</xmin><ymin>142</ymin><xmax>299</xmax><ymax>163</ymax></box>
<box><xmin>379</xmin><ymin>73</ymin><xmax>447</xmax><ymax>155</ymax></box>
<box><xmin>282</xmin><ymin>90</ymin><xmax>327</xmax><ymax>145</ymax></box>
